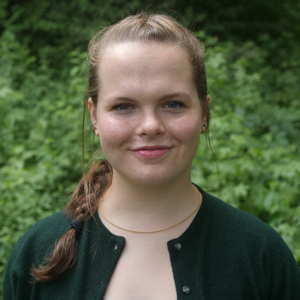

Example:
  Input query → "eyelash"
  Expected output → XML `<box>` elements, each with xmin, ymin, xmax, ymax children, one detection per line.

<box><xmin>112</xmin><ymin>103</ymin><xmax>135</xmax><ymax>111</ymax></box>
<box><xmin>111</xmin><ymin>100</ymin><xmax>186</xmax><ymax>113</ymax></box>
<box><xmin>163</xmin><ymin>100</ymin><xmax>186</xmax><ymax>110</ymax></box>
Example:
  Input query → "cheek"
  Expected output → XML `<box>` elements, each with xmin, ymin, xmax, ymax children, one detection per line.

<box><xmin>98</xmin><ymin>117</ymin><xmax>131</xmax><ymax>148</ymax></box>
<box><xmin>170</xmin><ymin>115</ymin><xmax>201</xmax><ymax>144</ymax></box>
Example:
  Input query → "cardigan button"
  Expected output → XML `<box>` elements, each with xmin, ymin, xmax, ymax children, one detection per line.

<box><xmin>113</xmin><ymin>244</ymin><xmax>119</xmax><ymax>251</ymax></box>
<box><xmin>174</xmin><ymin>242</ymin><xmax>182</xmax><ymax>250</ymax></box>
<box><xmin>182</xmin><ymin>285</ymin><xmax>191</xmax><ymax>294</ymax></box>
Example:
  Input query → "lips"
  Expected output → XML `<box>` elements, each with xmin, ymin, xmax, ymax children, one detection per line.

<box><xmin>133</xmin><ymin>145</ymin><xmax>171</xmax><ymax>151</ymax></box>
<box><xmin>131</xmin><ymin>145</ymin><xmax>172</xmax><ymax>159</ymax></box>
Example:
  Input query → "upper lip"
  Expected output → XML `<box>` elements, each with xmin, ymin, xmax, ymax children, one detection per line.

<box><xmin>132</xmin><ymin>145</ymin><xmax>172</xmax><ymax>151</ymax></box>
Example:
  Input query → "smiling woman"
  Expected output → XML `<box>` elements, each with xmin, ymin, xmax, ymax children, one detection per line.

<box><xmin>4</xmin><ymin>12</ymin><xmax>300</xmax><ymax>300</ymax></box>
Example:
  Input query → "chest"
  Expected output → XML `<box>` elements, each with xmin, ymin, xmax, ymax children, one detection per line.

<box><xmin>35</xmin><ymin>235</ymin><xmax>265</xmax><ymax>300</ymax></box>
<box><xmin>103</xmin><ymin>238</ymin><xmax>177</xmax><ymax>300</ymax></box>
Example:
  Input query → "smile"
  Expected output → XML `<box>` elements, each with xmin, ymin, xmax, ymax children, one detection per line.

<box><xmin>131</xmin><ymin>146</ymin><xmax>172</xmax><ymax>159</ymax></box>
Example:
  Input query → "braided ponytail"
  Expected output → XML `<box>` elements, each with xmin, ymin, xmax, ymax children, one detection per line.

<box><xmin>31</xmin><ymin>159</ymin><xmax>112</xmax><ymax>282</ymax></box>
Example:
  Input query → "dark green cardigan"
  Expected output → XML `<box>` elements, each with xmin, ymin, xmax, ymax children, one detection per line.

<box><xmin>4</xmin><ymin>189</ymin><xmax>300</xmax><ymax>299</ymax></box>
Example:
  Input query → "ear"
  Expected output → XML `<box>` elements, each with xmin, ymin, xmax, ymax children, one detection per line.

<box><xmin>87</xmin><ymin>98</ymin><xmax>99</xmax><ymax>136</ymax></box>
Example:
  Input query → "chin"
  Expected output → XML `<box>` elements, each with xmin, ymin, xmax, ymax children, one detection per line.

<box><xmin>119</xmin><ymin>167</ymin><xmax>189</xmax><ymax>187</ymax></box>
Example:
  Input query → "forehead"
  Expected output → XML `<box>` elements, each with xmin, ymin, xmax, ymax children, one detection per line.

<box><xmin>100</xmin><ymin>40</ymin><xmax>189</xmax><ymax>62</ymax></box>
<box><xmin>97</xmin><ymin>41</ymin><xmax>195</xmax><ymax>97</ymax></box>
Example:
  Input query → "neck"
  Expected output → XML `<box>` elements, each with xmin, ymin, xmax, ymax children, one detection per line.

<box><xmin>98</xmin><ymin>172</ymin><xmax>202</xmax><ymax>232</ymax></box>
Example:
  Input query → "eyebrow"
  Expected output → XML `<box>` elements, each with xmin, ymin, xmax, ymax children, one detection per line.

<box><xmin>109</xmin><ymin>92</ymin><xmax>192</xmax><ymax>102</ymax></box>
<box><xmin>160</xmin><ymin>92</ymin><xmax>191</xmax><ymax>100</ymax></box>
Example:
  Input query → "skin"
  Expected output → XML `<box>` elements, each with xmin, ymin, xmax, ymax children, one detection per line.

<box><xmin>88</xmin><ymin>41</ymin><xmax>208</xmax><ymax>230</ymax></box>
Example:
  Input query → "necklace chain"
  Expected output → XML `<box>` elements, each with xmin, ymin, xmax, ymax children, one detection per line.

<box><xmin>99</xmin><ymin>202</ymin><xmax>201</xmax><ymax>234</ymax></box>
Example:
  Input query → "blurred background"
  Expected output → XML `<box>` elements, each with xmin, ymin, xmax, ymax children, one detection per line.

<box><xmin>1</xmin><ymin>0</ymin><xmax>299</xmax><ymax>291</ymax></box>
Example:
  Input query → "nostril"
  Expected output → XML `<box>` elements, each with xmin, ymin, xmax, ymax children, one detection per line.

<box><xmin>137</xmin><ymin>115</ymin><xmax>165</xmax><ymax>136</ymax></box>
<box><xmin>139</xmin><ymin>126</ymin><xmax>164</xmax><ymax>136</ymax></box>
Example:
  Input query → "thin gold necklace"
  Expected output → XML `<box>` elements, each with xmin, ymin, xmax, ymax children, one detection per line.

<box><xmin>99</xmin><ymin>202</ymin><xmax>201</xmax><ymax>234</ymax></box>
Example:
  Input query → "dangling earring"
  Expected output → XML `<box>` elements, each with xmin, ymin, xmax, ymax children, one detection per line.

<box><xmin>201</xmin><ymin>123</ymin><xmax>207</xmax><ymax>133</ymax></box>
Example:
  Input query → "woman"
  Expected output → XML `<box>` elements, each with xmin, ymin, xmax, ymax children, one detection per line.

<box><xmin>4</xmin><ymin>13</ymin><xmax>300</xmax><ymax>300</ymax></box>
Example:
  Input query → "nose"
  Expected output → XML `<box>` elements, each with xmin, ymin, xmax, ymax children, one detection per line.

<box><xmin>136</xmin><ymin>110</ymin><xmax>165</xmax><ymax>136</ymax></box>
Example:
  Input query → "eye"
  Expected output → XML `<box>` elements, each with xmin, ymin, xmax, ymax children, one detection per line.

<box><xmin>163</xmin><ymin>100</ymin><xmax>186</xmax><ymax>111</ymax></box>
<box><xmin>111</xmin><ymin>103</ymin><xmax>135</xmax><ymax>112</ymax></box>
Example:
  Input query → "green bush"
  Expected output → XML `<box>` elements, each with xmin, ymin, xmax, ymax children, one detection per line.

<box><xmin>0</xmin><ymin>30</ymin><xmax>87</xmax><ymax>291</ymax></box>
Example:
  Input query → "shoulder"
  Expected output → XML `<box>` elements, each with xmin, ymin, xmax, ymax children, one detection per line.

<box><xmin>200</xmin><ymin>191</ymin><xmax>300</xmax><ymax>298</ymax></box>
<box><xmin>18</xmin><ymin>211</ymin><xmax>70</xmax><ymax>248</ymax></box>
<box><xmin>7</xmin><ymin>211</ymin><xmax>71</xmax><ymax>274</ymax></box>
<box><xmin>4</xmin><ymin>212</ymin><xmax>72</xmax><ymax>298</ymax></box>
<box><xmin>203</xmin><ymin>191</ymin><xmax>279</xmax><ymax>239</ymax></box>
<box><xmin>202</xmin><ymin>191</ymin><xmax>298</xmax><ymax>265</ymax></box>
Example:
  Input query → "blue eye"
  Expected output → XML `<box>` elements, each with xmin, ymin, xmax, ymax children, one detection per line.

<box><xmin>112</xmin><ymin>103</ymin><xmax>135</xmax><ymax>112</ymax></box>
<box><xmin>164</xmin><ymin>101</ymin><xmax>186</xmax><ymax>110</ymax></box>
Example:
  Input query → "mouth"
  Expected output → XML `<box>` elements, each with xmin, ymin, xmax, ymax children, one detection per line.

<box><xmin>131</xmin><ymin>145</ymin><xmax>172</xmax><ymax>159</ymax></box>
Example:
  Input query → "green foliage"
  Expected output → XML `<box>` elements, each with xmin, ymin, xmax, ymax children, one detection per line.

<box><xmin>0</xmin><ymin>29</ymin><xmax>88</xmax><ymax>290</ymax></box>
<box><xmin>3</xmin><ymin>0</ymin><xmax>300</xmax><ymax>70</ymax></box>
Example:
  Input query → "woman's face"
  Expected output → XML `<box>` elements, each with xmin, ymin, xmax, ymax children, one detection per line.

<box><xmin>88</xmin><ymin>41</ymin><xmax>206</xmax><ymax>186</ymax></box>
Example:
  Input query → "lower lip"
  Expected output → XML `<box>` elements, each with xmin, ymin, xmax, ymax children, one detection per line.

<box><xmin>133</xmin><ymin>149</ymin><xmax>170</xmax><ymax>159</ymax></box>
